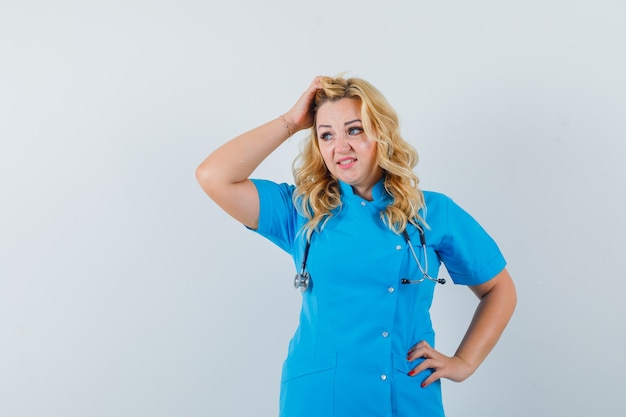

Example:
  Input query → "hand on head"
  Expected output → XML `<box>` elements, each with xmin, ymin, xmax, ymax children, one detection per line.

<box><xmin>283</xmin><ymin>76</ymin><xmax>324</xmax><ymax>133</ymax></box>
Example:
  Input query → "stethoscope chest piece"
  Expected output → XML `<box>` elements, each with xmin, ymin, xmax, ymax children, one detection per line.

<box><xmin>294</xmin><ymin>236</ymin><xmax>313</xmax><ymax>292</ymax></box>
<box><xmin>294</xmin><ymin>271</ymin><xmax>310</xmax><ymax>291</ymax></box>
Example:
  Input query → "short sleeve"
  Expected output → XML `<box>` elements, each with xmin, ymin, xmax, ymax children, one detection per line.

<box><xmin>434</xmin><ymin>195</ymin><xmax>507</xmax><ymax>286</ymax></box>
<box><xmin>249</xmin><ymin>179</ymin><xmax>299</xmax><ymax>254</ymax></box>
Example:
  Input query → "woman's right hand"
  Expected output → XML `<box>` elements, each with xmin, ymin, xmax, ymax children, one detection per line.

<box><xmin>282</xmin><ymin>76</ymin><xmax>324</xmax><ymax>133</ymax></box>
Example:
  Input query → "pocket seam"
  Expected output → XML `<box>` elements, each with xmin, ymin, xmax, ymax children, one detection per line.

<box><xmin>282</xmin><ymin>353</ymin><xmax>337</xmax><ymax>382</ymax></box>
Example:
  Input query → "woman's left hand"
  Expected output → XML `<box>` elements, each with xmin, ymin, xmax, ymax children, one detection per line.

<box><xmin>406</xmin><ymin>341</ymin><xmax>474</xmax><ymax>388</ymax></box>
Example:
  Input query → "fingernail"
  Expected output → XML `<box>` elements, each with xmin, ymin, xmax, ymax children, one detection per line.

<box><xmin>421</xmin><ymin>383</ymin><xmax>426</xmax><ymax>388</ymax></box>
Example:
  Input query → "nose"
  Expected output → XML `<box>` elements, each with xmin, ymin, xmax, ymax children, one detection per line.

<box><xmin>335</xmin><ymin>132</ymin><xmax>352</xmax><ymax>152</ymax></box>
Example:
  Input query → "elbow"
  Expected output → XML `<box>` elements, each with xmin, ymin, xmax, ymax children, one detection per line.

<box><xmin>195</xmin><ymin>161</ymin><xmax>219</xmax><ymax>198</ymax></box>
<box><xmin>195</xmin><ymin>162</ymin><xmax>208</xmax><ymax>185</ymax></box>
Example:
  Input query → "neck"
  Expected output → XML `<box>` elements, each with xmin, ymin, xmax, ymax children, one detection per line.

<box><xmin>352</xmin><ymin>185</ymin><xmax>374</xmax><ymax>201</ymax></box>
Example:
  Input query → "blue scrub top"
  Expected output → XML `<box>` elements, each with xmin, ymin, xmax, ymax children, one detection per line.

<box><xmin>250</xmin><ymin>178</ymin><xmax>506</xmax><ymax>417</ymax></box>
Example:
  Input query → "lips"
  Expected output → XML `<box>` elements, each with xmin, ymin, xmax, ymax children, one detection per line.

<box><xmin>337</xmin><ymin>157</ymin><xmax>357</xmax><ymax>166</ymax></box>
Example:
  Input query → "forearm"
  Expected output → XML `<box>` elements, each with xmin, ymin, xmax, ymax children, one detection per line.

<box><xmin>196</xmin><ymin>117</ymin><xmax>293</xmax><ymax>190</ymax></box>
<box><xmin>197</xmin><ymin>77</ymin><xmax>320</xmax><ymax>192</ymax></box>
<box><xmin>454</xmin><ymin>269</ymin><xmax>517</xmax><ymax>376</ymax></box>
<box><xmin>195</xmin><ymin>77</ymin><xmax>321</xmax><ymax>228</ymax></box>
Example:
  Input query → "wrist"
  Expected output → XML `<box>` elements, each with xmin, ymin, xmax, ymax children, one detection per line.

<box><xmin>278</xmin><ymin>114</ymin><xmax>294</xmax><ymax>137</ymax></box>
<box><xmin>452</xmin><ymin>354</ymin><xmax>478</xmax><ymax>379</ymax></box>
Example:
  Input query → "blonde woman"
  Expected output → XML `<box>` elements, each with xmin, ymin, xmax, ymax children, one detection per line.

<box><xmin>196</xmin><ymin>75</ymin><xmax>516</xmax><ymax>416</ymax></box>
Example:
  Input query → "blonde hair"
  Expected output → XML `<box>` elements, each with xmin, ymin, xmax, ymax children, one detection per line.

<box><xmin>292</xmin><ymin>76</ymin><xmax>425</xmax><ymax>239</ymax></box>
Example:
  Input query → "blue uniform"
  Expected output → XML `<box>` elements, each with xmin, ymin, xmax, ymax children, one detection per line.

<box><xmin>250</xmin><ymin>178</ymin><xmax>506</xmax><ymax>417</ymax></box>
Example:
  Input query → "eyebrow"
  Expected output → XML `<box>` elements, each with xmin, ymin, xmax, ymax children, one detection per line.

<box><xmin>317</xmin><ymin>119</ymin><xmax>362</xmax><ymax>130</ymax></box>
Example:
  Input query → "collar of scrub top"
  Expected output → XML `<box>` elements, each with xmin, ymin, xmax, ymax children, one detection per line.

<box><xmin>337</xmin><ymin>178</ymin><xmax>392</xmax><ymax>211</ymax></box>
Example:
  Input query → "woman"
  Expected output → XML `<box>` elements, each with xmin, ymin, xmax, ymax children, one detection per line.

<box><xmin>196</xmin><ymin>75</ymin><xmax>517</xmax><ymax>416</ymax></box>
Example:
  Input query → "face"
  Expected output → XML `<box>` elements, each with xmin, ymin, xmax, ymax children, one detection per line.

<box><xmin>316</xmin><ymin>98</ymin><xmax>383</xmax><ymax>200</ymax></box>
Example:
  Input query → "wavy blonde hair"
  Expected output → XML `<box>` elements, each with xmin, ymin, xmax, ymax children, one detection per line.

<box><xmin>292</xmin><ymin>76</ymin><xmax>425</xmax><ymax>239</ymax></box>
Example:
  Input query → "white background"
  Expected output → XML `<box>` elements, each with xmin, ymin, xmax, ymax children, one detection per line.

<box><xmin>1</xmin><ymin>1</ymin><xmax>625</xmax><ymax>416</ymax></box>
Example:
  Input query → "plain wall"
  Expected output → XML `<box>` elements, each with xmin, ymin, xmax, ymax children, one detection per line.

<box><xmin>1</xmin><ymin>0</ymin><xmax>625</xmax><ymax>416</ymax></box>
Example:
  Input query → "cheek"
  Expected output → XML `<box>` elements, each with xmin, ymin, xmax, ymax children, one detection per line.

<box><xmin>318</xmin><ymin>143</ymin><xmax>334</xmax><ymax>166</ymax></box>
<box><xmin>359</xmin><ymin>141</ymin><xmax>379</xmax><ymax>163</ymax></box>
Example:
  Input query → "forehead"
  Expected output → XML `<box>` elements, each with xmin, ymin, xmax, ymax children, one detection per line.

<box><xmin>316</xmin><ymin>98</ymin><xmax>361</xmax><ymax>124</ymax></box>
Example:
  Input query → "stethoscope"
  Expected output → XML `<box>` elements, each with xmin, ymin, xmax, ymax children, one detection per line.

<box><xmin>400</xmin><ymin>228</ymin><xmax>446</xmax><ymax>285</ymax></box>
<box><xmin>294</xmin><ymin>226</ymin><xmax>446</xmax><ymax>292</ymax></box>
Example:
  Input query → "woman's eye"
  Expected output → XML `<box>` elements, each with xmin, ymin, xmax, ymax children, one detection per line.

<box><xmin>319</xmin><ymin>132</ymin><xmax>333</xmax><ymax>141</ymax></box>
<box><xmin>348</xmin><ymin>127</ymin><xmax>363</xmax><ymax>136</ymax></box>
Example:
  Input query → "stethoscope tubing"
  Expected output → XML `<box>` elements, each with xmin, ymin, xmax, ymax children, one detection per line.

<box><xmin>402</xmin><ymin>229</ymin><xmax>446</xmax><ymax>285</ymax></box>
<box><xmin>295</xmin><ymin>225</ymin><xmax>445</xmax><ymax>292</ymax></box>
